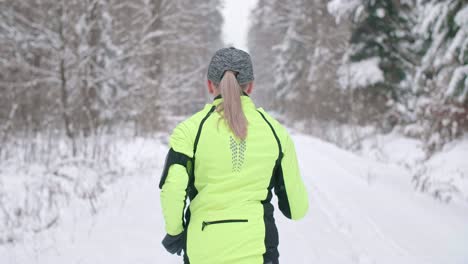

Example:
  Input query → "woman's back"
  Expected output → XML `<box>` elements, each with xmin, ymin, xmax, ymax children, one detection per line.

<box><xmin>192</xmin><ymin>96</ymin><xmax>279</xmax><ymax>215</ymax></box>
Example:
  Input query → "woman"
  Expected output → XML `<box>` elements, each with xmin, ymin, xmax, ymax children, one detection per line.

<box><xmin>159</xmin><ymin>47</ymin><xmax>308</xmax><ymax>264</ymax></box>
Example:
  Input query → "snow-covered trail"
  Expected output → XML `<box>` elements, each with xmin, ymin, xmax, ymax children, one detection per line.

<box><xmin>280</xmin><ymin>134</ymin><xmax>468</xmax><ymax>264</ymax></box>
<box><xmin>1</xmin><ymin>134</ymin><xmax>467</xmax><ymax>264</ymax></box>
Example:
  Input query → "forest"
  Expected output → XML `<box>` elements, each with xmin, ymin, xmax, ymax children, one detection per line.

<box><xmin>0</xmin><ymin>0</ymin><xmax>224</xmax><ymax>243</ymax></box>
<box><xmin>0</xmin><ymin>0</ymin><xmax>467</xmax><ymax>262</ymax></box>
<box><xmin>249</xmin><ymin>0</ymin><xmax>467</xmax><ymax>153</ymax></box>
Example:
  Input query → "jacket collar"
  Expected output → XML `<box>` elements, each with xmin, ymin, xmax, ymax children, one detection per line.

<box><xmin>212</xmin><ymin>92</ymin><xmax>254</xmax><ymax>108</ymax></box>
<box><xmin>213</xmin><ymin>91</ymin><xmax>249</xmax><ymax>101</ymax></box>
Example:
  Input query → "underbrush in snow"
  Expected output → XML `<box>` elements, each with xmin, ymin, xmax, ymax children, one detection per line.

<box><xmin>0</xmin><ymin>134</ymin><xmax>166</xmax><ymax>245</ymax></box>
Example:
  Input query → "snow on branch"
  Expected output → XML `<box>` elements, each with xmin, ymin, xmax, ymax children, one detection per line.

<box><xmin>338</xmin><ymin>57</ymin><xmax>384</xmax><ymax>90</ymax></box>
<box><xmin>327</xmin><ymin>0</ymin><xmax>362</xmax><ymax>23</ymax></box>
<box><xmin>446</xmin><ymin>65</ymin><xmax>468</xmax><ymax>102</ymax></box>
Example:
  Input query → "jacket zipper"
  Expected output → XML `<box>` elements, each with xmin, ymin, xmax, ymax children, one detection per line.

<box><xmin>201</xmin><ymin>219</ymin><xmax>248</xmax><ymax>231</ymax></box>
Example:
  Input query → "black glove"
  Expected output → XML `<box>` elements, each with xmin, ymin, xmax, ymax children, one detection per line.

<box><xmin>162</xmin><ymin>232</ymin><xmax>184</xmax><ymax>256</ymax></box>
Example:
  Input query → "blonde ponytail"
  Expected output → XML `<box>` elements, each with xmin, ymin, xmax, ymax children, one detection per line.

<box><xmin>216</xmin><ymin>71</ymin><xmax>248</xmax><ymax>140</ymax></box>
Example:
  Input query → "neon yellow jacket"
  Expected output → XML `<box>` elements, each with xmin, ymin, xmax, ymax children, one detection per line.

<box><xmin>160</xmin><ymin>95</ymin><xmax>308</xmax><ymax>264</ymax></box>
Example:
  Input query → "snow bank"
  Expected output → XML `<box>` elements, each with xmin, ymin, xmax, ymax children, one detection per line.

<box><xmin>414</xmin><ymin>136</ymin><xmax>468</xmax><ymax>204</ymax></box>
<box><xmin>358</xmin><ymin>132</ymin><xmax>468</xmax><ymax>205</ymax></box>
<box><xmin>0</xmin><ymin>135</ymin><xmax>167</xmax><ymax>245</ymax></box>
<box><xmin>359</xmin><ymin>132</ymin><xmax>425</xmax><ymax>166</ymax></box>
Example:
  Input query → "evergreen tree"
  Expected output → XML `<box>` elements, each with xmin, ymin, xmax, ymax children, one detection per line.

<box><xmin>346</xmin><ymin>0</ymin><xmax>416</xmax><ymax>100</ymax></box>
<box><xmin>411</xmin><ymin>0</ymin><xmax>468</xmax><ymax>152</ymax></box>
<box><xmin>250</xmin><ymin>1</ymin><xmax>351</xmax><ymax>120</ymax></box>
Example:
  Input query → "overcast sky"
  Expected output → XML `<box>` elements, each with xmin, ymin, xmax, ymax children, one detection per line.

<box><xmin>221</xmin><ymin>0</ymin><xmax>258</xmax><ymax>52</ymax></box>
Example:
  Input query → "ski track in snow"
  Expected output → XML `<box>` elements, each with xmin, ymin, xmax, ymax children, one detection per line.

<box><xmin>1</xmin><ymin>134</ymin><xmax>467</xmax><ymax>264</ymax></box>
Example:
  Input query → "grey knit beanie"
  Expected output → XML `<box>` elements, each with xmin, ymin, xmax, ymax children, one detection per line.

<box><xmin>207</xmin><ymin>47</ymin><xmax>254</xmax><ymax>85</ymax></box>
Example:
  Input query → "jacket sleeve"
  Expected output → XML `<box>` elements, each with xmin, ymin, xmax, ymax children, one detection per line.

<box><xmin>275</xmin><ymin>132</ymin><xmax>308</xmax><ymax>220</ymax></box>
<box><xmin>160</xmin><ymin>123</ymin><xmax>193</xmax><ymax>236</ymax></box>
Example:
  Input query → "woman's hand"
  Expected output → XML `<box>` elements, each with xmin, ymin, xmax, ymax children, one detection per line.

<box><xmin>161</xmin><ymin>232</ymin><xmax>185</xmax><ymax>256</ymax></box>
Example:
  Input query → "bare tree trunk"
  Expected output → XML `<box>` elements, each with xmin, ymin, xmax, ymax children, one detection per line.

<box><xmin>0</xmin><ymin>103</ymin><xmax>18</xmax><ymax>159</ymax></box>
<box><xmin>58</xmin><ymin>4</ymin><xmax>76</xmax><ymax>156</ymax></box>
<box><xmin>82</xmin><ymin>0</ymin><xmax>101</xmax><ymax>137</ymax></box>
<box><xmin>143</xmin><ymin>0</ymin><xmax>163</xmax><ymax>132</ymax></box>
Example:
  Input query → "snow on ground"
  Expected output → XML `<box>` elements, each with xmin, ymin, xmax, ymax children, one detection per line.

<box><xmin>359</xmin><ymin>132</ymin><xmax>468</xmax><ymax>204</ymax></box>
<box><xmin>1</xmin><ymin>133</ymin><xmax>467</xmax><ymax>264</ymax></box>
<box><xmin>358</xmin><ymin>132</ymin><xmax>426</xmax><ymax>166</ymax></box>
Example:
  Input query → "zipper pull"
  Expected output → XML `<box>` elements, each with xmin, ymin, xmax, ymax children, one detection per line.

<box><xmin>202</xmin><ymin>221</ymin><xmax>208</xmax><ymax>231</ymax></box>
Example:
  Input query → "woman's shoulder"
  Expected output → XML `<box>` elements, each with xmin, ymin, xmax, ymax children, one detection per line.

<box><xmin>169</xmin><ymin>104</ymin><xmax>216</xmax><ymax>156</ymax></box>
<box><xmin>255</xmin><ymin>107</ymin><xmax>290</xmax><ymax>141</ymax></box>
<box><xmin>176</xmin><ymin>104</ymin><xmax>216</xmax><ymax>133</ymax></box>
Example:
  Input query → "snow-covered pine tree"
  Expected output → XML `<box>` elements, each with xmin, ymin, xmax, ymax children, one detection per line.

<box><xmin>337</xmin><ymin>0</ymin><xmax>417</xmax><ymax>128</ymax></box>
<box><xmin>297</xmin><ymin>0</ymin><xmax>351</xmax><ymax>125</ymax></box>
<box><xmin>273</xmin><ymin>0</ymin><xmax>312</xmax><ymax>117</ymax></box>
<box><xmin>160</xmin><ymin>0</ymin><xmax>224</xmax><ymax>116</ymax></box>
<box><xmin>249</xmin><ymin>1</ymin><xmax>351</xmax><ymax>129</ymax></box>
<box><xmin>248</xmin><ymin>0</ymin><xmax>291</xmax><ymax>109</ymax></box>
<box><xmin>411</xmin><ymin>0</ymin><xmax>468</xmax><ymax>152</ymax></box>
<box><xmin>328</xmin><ymin>0</ymin><xmax>467</xmax><ymax>147</ymax></box>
